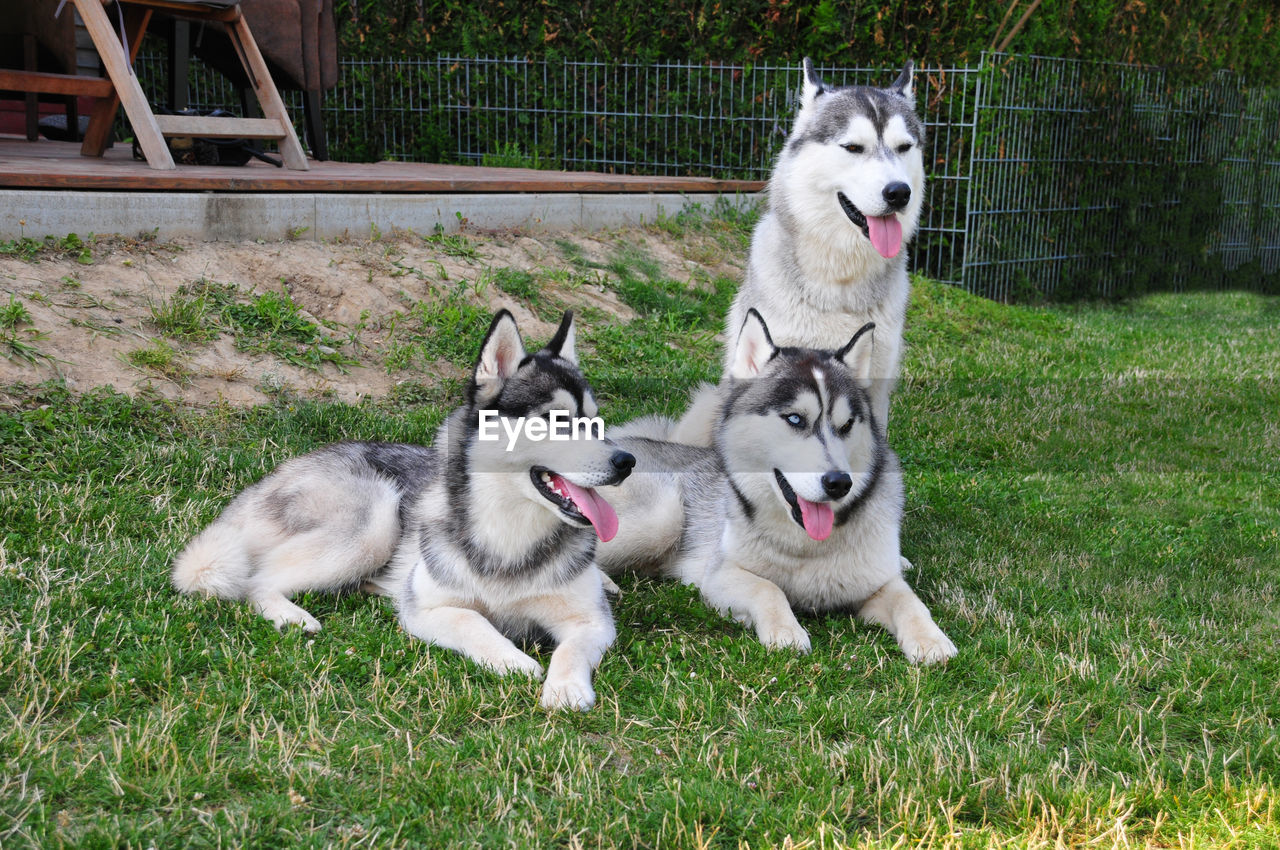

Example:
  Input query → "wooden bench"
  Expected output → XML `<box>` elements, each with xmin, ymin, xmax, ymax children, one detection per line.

<box><xmin>0</xmin><ymin>0</ymin><xmax>308</xmax><ymax>170</ymax></box>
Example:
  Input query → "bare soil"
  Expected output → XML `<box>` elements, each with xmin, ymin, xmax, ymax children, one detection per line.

<box><xmin>1</xmin><ymin>226</ymin><xmax>743</xmax><ymax>406</ymax></box>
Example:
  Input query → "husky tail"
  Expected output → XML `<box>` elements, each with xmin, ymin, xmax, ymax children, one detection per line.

<box><xmin>610</xmin><ymin>413</ymin><xmax>678</xmax><ymax>441</ymax></box>
<box><xmin>613</xmin><ymin>381</ymin><xmax>722</xmax><ymax>447</ymax></box>
<box><xmin>667</xmin><ymin>382</ymin><xmax>722</xmax><ymax>446</ymax></box>
<box><xmin>171</xmin><ymin>520</ymin><xmax>253</xmax><ymax>600</ymax></box>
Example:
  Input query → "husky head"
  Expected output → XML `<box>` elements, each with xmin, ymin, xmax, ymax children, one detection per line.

<box><xmin>718</xmin><ymin>309</ymin><xmax>883</xmax><ymax>542</ymax></box>
<box><xmin>775</xmin><ymin>58</ymin><xmax>924</xmax><ymax>264</ymax></box>
<box><xmin>465</xmin><ymin>310</ymin><xmax>635</xmax><ymax>543</ymax></box>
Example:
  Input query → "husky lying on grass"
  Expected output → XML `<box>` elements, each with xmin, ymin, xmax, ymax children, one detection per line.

<box><xmin>600</xmin><ymin>311</ymin><xmax>956</xmax><ymax>663</ymax></box>
<box><xmin>172</xmin><ymin>310</ymin><xmax>636</xmax><ymax>710</ymax></box>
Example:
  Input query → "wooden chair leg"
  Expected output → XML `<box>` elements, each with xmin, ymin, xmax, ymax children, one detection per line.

<box><xmin>238</xmin><ymin>87</ymin><xmax>260</xmax><ymax>119</ymax></box>
<box><xmin>80</xmin><ymin>3</ymin><xmax>148</xmax><ymax>157</ymax></box>
<box><xmin>81</xmin><ymin>94</ymin><xmax>120</xmax><ymax>157</ymax></box>
<box><xmin>67</xmin><ymin>97</ymin><xmax>80</xmax><ymax>142</ymax></box>
<box><xmin>168</xmin><ymin>20</ymin><xmax>191</xmax><ymax>111</ymax></box>
<box><xmin>23</xmin><ymin>34</ymin><xmax>39</xmax><ymax>141</ymax></box>
<box><xmin>225</xmin><ymin>9</ymin><xmax>308</xmax><ymax>170</ymax></box>
<box><xmin>74</xmin><ymin>0</ymin><xmax>174</xmax><ymax>168</ymax></box>
<box><xmin>304</xmin><ymin>88</ymin><xmax>327</xmax><ymax>161</ymax></box>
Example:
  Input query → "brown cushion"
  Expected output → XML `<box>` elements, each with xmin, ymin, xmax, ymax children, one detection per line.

<box><xmin>183</xmin><ymin>0</ymin><xmax>337</xmax><ymax>92</ymax></box>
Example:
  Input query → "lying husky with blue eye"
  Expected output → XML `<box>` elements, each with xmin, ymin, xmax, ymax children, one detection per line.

<box><xmin>172</xmin><ymin>310</ymin><xmax>636</xmax><ymax>710</ymax></box>
<box><xmin>598</xmin><ymin>310</ymin><xmax>955</xmax><ymax>663</ymax></box>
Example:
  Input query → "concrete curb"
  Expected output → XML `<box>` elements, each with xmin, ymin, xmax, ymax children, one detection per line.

<box><xmin>1</xmin><ymin>189</ymin><xmax>760</xmax><ymax>241</ymax></box>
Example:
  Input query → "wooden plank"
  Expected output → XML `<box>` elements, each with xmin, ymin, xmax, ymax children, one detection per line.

<box><xmin>119</xmin><ymin>0</ymin><xmax>239</xmax><ymax>18</ymax></box>
<box><xmin>0</xmin><ymin>138</ymin><xmax>766</xmax><ymax>194</ymax></box>
<box><xmin>0</xmin><ymin>70</ymin><xmax>115</xmax><ymax>98</ymax></box>
<box><xmin>154</xmin><ymin>115</ymin><xmax>287</xmax><ymax>139</ymax></box>
<box><xmin>79</xmin><ymin>5</ymin><xmax>153</xmax><ymax>157</ymax></box>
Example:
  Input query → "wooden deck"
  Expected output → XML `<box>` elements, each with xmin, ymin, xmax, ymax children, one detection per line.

<box><xmin>0</xmin><ymin>136</ymin><xmax>764</xmax><ymax>194</ymax></box>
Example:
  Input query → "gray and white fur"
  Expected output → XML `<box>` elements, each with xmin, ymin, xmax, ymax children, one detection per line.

<box><xmin>600</xmin><ymin>311</ymin><xmax>955</xmax><ymax>663</ymax></box>
<box><xmin>172</xmin><ymin>310</ymin><xmax>636</xmax><ymax>711</ymax></box>
<box><xmin>674</xmin><ymin>59</ymin><xmax>923</xmax><ymax>444</ymax></box>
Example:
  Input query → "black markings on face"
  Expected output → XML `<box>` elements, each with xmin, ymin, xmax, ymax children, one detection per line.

<box><xmin>495</xmin><ymin>351</ymin><xmax>589</xmax><ymax>419</ymax></box>
<box><xmin>428</xmin><ymin>342</ymin><xmax>605</xmax><ymax>587</ymax></box>
<box><xmin>737</xmin><ymin>350</ymin><xmax>869</xmax><ymax>431</ymax></box>
<box><xmin>834</xmin><ymin>440</ymin><xmax>886</xmax><ymax>528</ymax></box>
<box><xmin>787</xmin><ymin>87</ymin><xmax>924</xmax><ymax>153</ymax></box>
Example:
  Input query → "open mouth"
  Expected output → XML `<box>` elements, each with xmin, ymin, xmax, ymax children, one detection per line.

<box><xmin>836</xmin><ymin>192</ymin><xmax>903</xmax><ymax>259</ymax></box>
<box><xmin>773</xmin><ymin>469</ymin><xmax>835</xmax><ymax>542</ymax></box>
<box><xmin>531</xmin><ymin>467</ymin><xmax>620</xmax><ymax>542</ymax></box>
<box><xmin>837</xmin><ymin>192</ymin><xmax>869</xmax><ymax>238</ymax></box>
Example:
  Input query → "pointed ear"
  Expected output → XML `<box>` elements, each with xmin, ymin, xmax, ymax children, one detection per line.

<box><xmin>729</xmin><ymin>309</ymin><xmax>777</xmax><ymax>380</ymax></box>
<box><xmin>544</xmin><ymin>310</ymin><xmax>577</xmax><ymax>365</ymax></box>
<box><xmin>889</xmin><ymin>60</ymin><xmax>915</xmax><ymax>106</ymax></box>
<box><xmin>837</xmin><ymin>322</ymin><xmax>876</xmax><ymax>387</ymax></box>
<box><xmin>801</xmin><ymin>57</ymin><xmax>826</xmax><ymax>112</ymax></box>
<box><xmin>471</xmin><ymin>310</ymin><xmax>526</xmax><ymax>404</ymax></box>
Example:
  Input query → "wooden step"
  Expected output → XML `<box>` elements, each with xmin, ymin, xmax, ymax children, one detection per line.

<box><xmin>153</xmin><ymin>115</ymin><xmax>288</xmax><ymax>140</ymax></box>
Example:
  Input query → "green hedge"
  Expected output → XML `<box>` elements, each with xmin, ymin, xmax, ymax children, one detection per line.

<box><xmin>335</xmin><ymin>0</ymin><xmax>1279</xmax><ymax>84</ymax></box>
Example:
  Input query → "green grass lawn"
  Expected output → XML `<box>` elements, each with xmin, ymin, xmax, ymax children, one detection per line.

<box><xmin>2</xmin><ymin>249</ymin><xmax>1278</xmax><ymax>847</ymax></box>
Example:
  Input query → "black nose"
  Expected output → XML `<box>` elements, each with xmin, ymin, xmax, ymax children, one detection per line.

<box><xmin>610</xmin><ymin>451</ymin><xmax>636</xmax><ymax>481</ymax></box>
<box><xmin>882</xmin><ymin>182</ymin><xmax>911</xmax><ymax>210</ymax></box>
<box><xmin>821</xmin><ymin>470</ymin><xmax>852</xmax><ymax>499</ymax></box>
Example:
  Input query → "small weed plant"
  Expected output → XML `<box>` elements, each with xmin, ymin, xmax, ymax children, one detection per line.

<box><xmin>124</xmin><ymin>338</ymin><xmax>187</xmax><ymax>382</ymax></box>
<box><xmin>424</xmin><ymin>221</ymin><xmax>481</xmax><ymax>260</ymax></box>
<box><xmin>0</xmin><ymin>233</ymin><xmax>95</xmax><ymax>264</ymax></box>
<box><xmin>0</xmin><ymin>294</ymin><xmax>51</xmax><ymax>364</ymax></box>
<box><xmin>148</xmin><ymin>294</ymin><xmax>219</xmax><ymax>343</ymax></box>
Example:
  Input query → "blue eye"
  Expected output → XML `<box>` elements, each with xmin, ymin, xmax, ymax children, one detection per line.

<box><xmin>784</xmin><ymin>413</ymin><xmax>806</xmax><ymax>429</ymax></box>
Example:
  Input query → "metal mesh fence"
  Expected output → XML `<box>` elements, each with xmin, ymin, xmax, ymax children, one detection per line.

<box><xmin>963</xmin><ymin>53</ymin><xmax>1280</xmax><ymax>300</ymax></box>
<box><xmin>321</xmin><ymin>57</ymin><xmax>980</xmax><ymax>284</ymax></box>
<box><xmin>130</xmin><ymin>48</ymin><xmax>1278</xmax><ymax>300</ymax></box>
<box><xmin>335</xmin><ymin>59</ymin><xmax>795</xmax><ymax>176</ymax></box>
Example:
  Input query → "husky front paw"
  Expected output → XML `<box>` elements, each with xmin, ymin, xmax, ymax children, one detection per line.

<box><xmin>899</xmin><ymin>627</ymin><xmax>957</xmax><ymax>665</ymax></box>
<box><xmin>287</xmin><ymin>612</ymin><xmax>323</xmax><ymax>634</ymax></box>
<box><xmin>598</xmin><ymin>569</ymin><xmax>621</xmax><ymax>597</ymax></box>
<box><xmin>484</xmin><ymin>650</ymin><xmax>545</xmax><ymax>679</ymax></box>
<box><xmin>255</xmin><ymin>596</ymin><xmax>322</xmax><ymax>633</ymax></box>
<box><xmin>540</xmin><ymin>676</ymin><xmax>597</xmax><ymax>711</ymax></box>
<box><xmin>756</xmin><ymin>619</ymin><xmax>812</xmax><ymax>653</ymax></box>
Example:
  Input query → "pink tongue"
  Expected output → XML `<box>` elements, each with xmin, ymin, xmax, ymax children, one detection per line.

<box><xmin>867</xmin><ymin>215</ymin><xmax>903</xmax><ymax>258</ymax></box>
<box><xmin>552</xmin><ymin>474</ymin><xmax>620</xmax><ymax>542</ymax></box>
<box><xmin>797</xmin><ymin>497</ymin><xmax>835</xmax><ymax>541</ymax></box>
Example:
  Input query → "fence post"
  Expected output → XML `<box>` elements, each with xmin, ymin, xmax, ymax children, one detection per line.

<box><xmin>960</xmin><ymin>53</ymin><xmax>987</xmax><ymax>295</ymax></box>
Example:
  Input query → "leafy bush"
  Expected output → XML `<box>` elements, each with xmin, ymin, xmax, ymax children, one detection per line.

<box><xmin>334</xmin><ymin>0</ymin><xmax>1280</xmax><ymax>84</ymax></box>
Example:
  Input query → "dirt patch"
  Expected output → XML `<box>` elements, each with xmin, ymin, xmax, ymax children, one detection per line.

<box><xmin>1</xmin><ymin>225</ymin><xmax>745</xmax><ymax>407</ymax></box>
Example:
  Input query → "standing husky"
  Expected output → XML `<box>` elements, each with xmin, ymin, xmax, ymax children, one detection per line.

<box><xmin>676</xmin><ymin>59</ymin><xmax>923</xmax><ymax>443</ymax></box>
<box><xmin>172</xmin><ymin>310</ymin><xmax>635</xmax><ymax>711</ymax></box>
<box><xmin>600</xmin><ymin>311</ymin><xmax>955</xmax><ymax>663</ymax></box>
